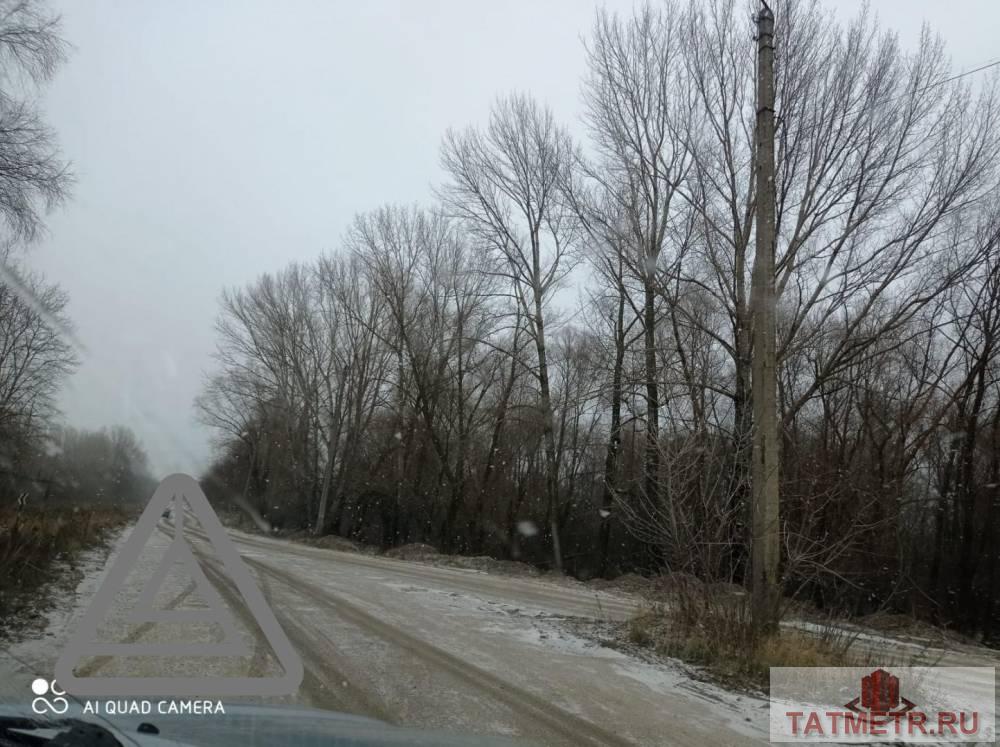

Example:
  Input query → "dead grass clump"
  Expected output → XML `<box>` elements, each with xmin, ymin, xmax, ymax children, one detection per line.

<box><xmin>627</xmin><ymin>606</ymin><xmax>665</xmax><ymax>646</ymax></box>
<box><xmin>0</xmin><ymin>506</ymin><xmax>130</xmax><ymax>629</ymax></box>
<box><xmin>627</xmin><ymin>584</ymin><xmax>857</xmax><ymax>690</ymax></box>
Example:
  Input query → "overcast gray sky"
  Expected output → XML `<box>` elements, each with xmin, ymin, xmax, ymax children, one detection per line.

<box><xmin>30</xmin><ymin>0</ymin><xmax>999</xmax><ymax>477</ymax></box>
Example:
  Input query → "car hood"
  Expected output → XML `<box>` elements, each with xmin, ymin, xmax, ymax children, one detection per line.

<box><xmin>0</xmin><ymin>703</ymin><xmax>532</xmax><ymax>746</ymax></box>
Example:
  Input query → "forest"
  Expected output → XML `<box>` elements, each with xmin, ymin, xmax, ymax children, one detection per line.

<box><xmin>197</xmin><ymin>0</ymin><xmax>1000</xmax><ymax>639</ymax></box>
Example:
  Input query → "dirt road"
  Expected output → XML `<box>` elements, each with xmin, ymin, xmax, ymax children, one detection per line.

<box><xmin>185</xmin><ymin>526</ymin><xmax>768</xmax><ymax>746</ymax></box>
<box><xmin>7</xmin><ymin>517</ymin><xmax>999</xmax><ymax>745</ymax></box>
<box><xmin>2</xmin><ymin>520</ymin><xmax>768</xmax><ymax>746</ymax></box>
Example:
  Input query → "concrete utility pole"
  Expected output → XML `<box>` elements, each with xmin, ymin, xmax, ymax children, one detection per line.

<box><xmin>751</xmin><ymin>0</ymin><xmax>780</xmax><ymax>635</ymax></box>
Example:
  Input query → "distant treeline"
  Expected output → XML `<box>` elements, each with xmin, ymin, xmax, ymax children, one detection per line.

<box><xmin>0</xmin><ymin>425</ymin><xmax>156</xmax><ymax>510</ymax></box>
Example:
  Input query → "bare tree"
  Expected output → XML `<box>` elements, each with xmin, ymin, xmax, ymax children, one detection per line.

<box><xmin>582</xmin><ymin>4</ymin><xmax>693</xmax><ymax>558</ymax></box>
<box><xmin>440</xmin><ymin>93</ymin><xmax>577</xmax><ymax>569</ymax></box>
<box><xmin>0</xmin><ymin>249</ymin><xmax>76</xmax><ymax>473</ymax></box>
<box><xmin>313</xmin><ymin>252</ymin><xmax>392</xmax><ymax>535</ymax></box>
<box><xmin>350</xmin><ymin>205</ymin><xmax>497</xmax><ymax>549</ymax></box>
<box><xmin>0</xmin><ymin>0</ymin><xmax>71</xmax><ymax>241</ymax></box>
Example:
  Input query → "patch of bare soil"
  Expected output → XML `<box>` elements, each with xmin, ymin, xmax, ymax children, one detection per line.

<box><xmin>383</xmin><ymin>542</ymin><xmax>440</xmax><ymax>561</ymax></box>
<box><xmin>588</xmin><ymin>572</ymin><xmax>655</xmax><ymax>596</ymax></box>
<box><xmin>446</xmin><ymin>555</ymin><xmax>541</xmax><ymax>576</ymax></box>
<box><xmin>384</xmin><ymin>542</ymin><xmax>542</xmax><ymax>577</ymax></box>
<box><xmin>289</xmin><ymin>532</ymin><xmax>379</xmax><ymax>555</ymax></box>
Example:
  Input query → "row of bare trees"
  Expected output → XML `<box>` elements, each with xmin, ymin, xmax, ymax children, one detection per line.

<box><xmin>0</xmin><ymin>0</ymin><xmax>75</xmax><ymax>497</ymax></box>
<box><xmin>199</xmin><ymin>0</ymin><xmax>1000</xmax><ymax>637</ymax></box>
<box><xmin>0</xmin><ymin>1</ymin><xmax>156</xmax><ymax>508</ymax></box>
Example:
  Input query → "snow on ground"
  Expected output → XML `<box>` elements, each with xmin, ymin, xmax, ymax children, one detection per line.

<box><xmin>9</xmin><ymin>518</ymin><xmax>999</xmax><ymax>746</ymax></box>
<box><xmin>261</xmin><ymin>538</ymin><xmax>772</xmax><ymax>744</ymax></box>
<box><xmin>785</xmin><ymin>619</ymin><xmax>1000</xmax><ymax>667</ymax></box>
<box><xmin>0</xmin><ymin>524</ymin><xmax>133</xmax><ymax>698</ymax></box>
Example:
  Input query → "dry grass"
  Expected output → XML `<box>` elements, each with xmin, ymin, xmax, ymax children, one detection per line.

<box><xmin>0</xmin><ymin>506</ymin><xmax>131</xmax><ymax>631</ymax></box>
<box><xmin>627</xmin><ymin>582</ymin><xmax>859</xmax><ymax>691</ymax></box>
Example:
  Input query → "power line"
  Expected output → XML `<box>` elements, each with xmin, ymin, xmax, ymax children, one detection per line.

<box><xmin>936</xmin><ymin>57</ymin><xmax>1000</xmax><ymax>89</ymax></box>
<box><xmin>782</xmin><ymin>55</ymin><xmax>1000</xmax><ymax>139</ymax></box>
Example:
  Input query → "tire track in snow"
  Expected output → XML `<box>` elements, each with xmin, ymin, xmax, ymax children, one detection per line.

<box><xmin>175</xmin><ymin>518</ymin><xmax>637</xmax><ymax>745</ymax></box>
<box><xmin>243</xmin><ymin>554</ymin><xmax>635</xmax><ymax>747</ymax></box>
<box><xmin>225</xmin><ymin>530</ymin><xmax>638</xmax><ymax>621</ymax></box>
<box><xmin>168</xmin><ymin>524</ymin><xmax>395</xmax><ymax>722</ymax></box>
<box><xmin>73</xmin><ymin>580</ymin><xmax>197</xmax><ymax>677</ymax></box>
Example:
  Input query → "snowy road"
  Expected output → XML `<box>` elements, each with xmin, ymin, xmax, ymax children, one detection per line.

<box><xmin>183</xmin><ymin>526</ymin><xmax>768</xmax><ymax>746</ymax></box>
<box><xmin>7</xmin><ymin>516</ymin><xmax>1000</xmax><ymax>745</ymax></box>
<box><xmin>1</xmin><ymin>520</ymin><xmax>770</xmax><ymax>746</ymax></box>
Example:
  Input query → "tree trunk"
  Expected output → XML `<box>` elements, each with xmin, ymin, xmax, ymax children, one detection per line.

<box><xmin>642</xmin><ymin>280</ymin><xmax>663</xmax><ymax>558</ymax></box>
<box><xmin>534</xmin><ymin>282</ymin><xmax>561</xmax><ymax>572</ymax></box>
<box><xmin>600</xmin><ymin>273</ymin><xmax>626</xmax><ymax>576</ymax></box>
<box><xmin>314</xmin><ymin>365</ymin><xmax>348</xmax><ymax>535</ymax></box>
<box><xmin>958</xmin><ymin>361</ymin><xmax>989</xmax><ymax>624</ymax></box>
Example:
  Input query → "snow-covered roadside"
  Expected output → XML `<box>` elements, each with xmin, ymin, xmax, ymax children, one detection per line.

<box><xmin>783</xmin><ymin>619</ymin><xmax>1000</xmax><ymax>668</ymax></box>
<box><xmin>480</xmin><ymin>601</ymin><xmax>770</xmax><ymax>739</ymax></box>
<box><xmin>0</xmin><ymin>524</ymin><xmax>133</xmax><ymax>699</ymax></box>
